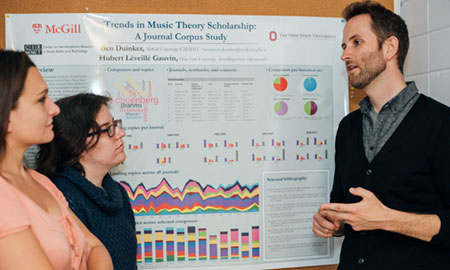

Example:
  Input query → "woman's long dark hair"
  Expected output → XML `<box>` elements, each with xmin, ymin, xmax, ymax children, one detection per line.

<box><xmin>36</xmin><ymin>93</ymin><xmax>111</xmax><ymax>178</ymax></box>
<box><xmin>0</xmin><ymin>50</ymin><xmax>36</xmax><ymax>160</ymax></box>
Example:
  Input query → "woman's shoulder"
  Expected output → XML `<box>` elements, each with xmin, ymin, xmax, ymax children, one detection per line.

<box><xmin>26</xmin><ymin>169</ymin><xmax>73</xmax><ymax>213</ymax></box>
<box><xmin>27</xmin><ymin>169</ymin><xmax>66</xmax><ymax>202</ymax></box>
<box><xmin>108</xmin><ymin>177</ymin><xmax>131</xmax><ymax>200</ymax></box>
<box><xmin>0</xmin><ymin>174</ymin><xmax>29</xmax><ymax>218</ymax></box>
<box><xmin>0</xmin><ymin>171</ymin><xmax>43</xmax><ymax>236</ymax></box>
<box><xmin>50</xmin><ymin>167</ymin><xmax>85</xmax><ymax>194</ymax></box>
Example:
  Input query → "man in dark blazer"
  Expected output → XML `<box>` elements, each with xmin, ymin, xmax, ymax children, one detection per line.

<box><xmin>313</xmin><ymin>1</ymin><xmax>450</xmax><ymax>269</ymax></box>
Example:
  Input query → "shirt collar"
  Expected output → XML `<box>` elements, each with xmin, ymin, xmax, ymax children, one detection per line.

<box><xmin>359</xmin><ymin>81</ymin><xmax>419</xmax><ymax>115</ymax></box>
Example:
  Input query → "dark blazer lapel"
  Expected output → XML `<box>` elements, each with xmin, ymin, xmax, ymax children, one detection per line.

<box><xmin>355</xmin><ymin>112</ymin><xmax>370</xmax><ymax>165</ymax></box>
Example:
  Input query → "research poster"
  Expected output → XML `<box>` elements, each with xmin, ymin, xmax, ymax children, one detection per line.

<box><xmin>6</xmin><ymin>13</ymin><xmax>348</xmax><ymax>269</ymax></box>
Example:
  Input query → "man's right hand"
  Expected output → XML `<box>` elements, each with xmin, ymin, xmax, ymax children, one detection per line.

<box><xmin>313</xmin><ymin>207</ymin><xmax>344</xmax><ymax>238</ymax></box>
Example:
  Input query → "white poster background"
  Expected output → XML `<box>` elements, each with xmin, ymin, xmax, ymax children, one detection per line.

<box><xmin>6</xmin><ymin>13</ymin><xmax>347</xmax><ymax>269</ymax></box>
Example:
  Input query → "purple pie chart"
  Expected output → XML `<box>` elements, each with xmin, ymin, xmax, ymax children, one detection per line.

<box><xmin>274</xmin><ymin>101</ymin><xmax>288</xmax><ymax>115</ymax></box>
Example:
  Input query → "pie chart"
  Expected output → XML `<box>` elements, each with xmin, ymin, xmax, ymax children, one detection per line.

<box><xmin>304</xmin><ymin>101</ymin><xmax>318</xmax><ymax>115</ymax></box>
<box><xmin>274</xmin><ymin>101</ymin><xmax>288</xmax><ymax>115</ymax></box>
<box><xmin>273</xmin><ymin>77</ymin><xmax>288</xmax><ymax>92</ymax></box>
<box><xmin>304</xmin><ymin>77</ymin><xmax>317</xmax><ymax>92</ymax></box>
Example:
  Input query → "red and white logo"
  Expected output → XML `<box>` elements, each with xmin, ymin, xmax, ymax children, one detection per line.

<box><xmin>32</xmin><ymin>23</ymin><xmax>81</xmax><ymax>34</ymax></box>
<box><xmin>269</xmin><ymin>31</ymin><xmax>277</xmax><ymax>41</ymax></box>
<box><xmin>32</xmin><ymin>23</ymin><xmax>42</xmax><ymax>34</ymax></box>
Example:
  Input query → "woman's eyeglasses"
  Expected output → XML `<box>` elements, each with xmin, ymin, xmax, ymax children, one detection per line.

<box><xmin>87</xmin><ymin>119</ymin><xmax>122</xmax><ymax>138</ymax></box>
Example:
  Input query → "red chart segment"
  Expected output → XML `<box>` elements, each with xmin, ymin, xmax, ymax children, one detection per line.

<box><xmin>273</xmin><ymin>77</ymin><xmax>288</xmax><ymax>92</ymax></box>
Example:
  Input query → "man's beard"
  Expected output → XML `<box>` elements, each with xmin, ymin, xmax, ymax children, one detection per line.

<box><xmin>348</xmin><ymin>50</ymin><xmax>386</xmax><ymax>89</ymax></box>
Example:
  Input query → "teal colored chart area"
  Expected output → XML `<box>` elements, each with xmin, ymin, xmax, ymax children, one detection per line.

<box><xmin>304</xmin><ymin>77</ymin><xmax>317</xmax><ymax>92</ymax></box>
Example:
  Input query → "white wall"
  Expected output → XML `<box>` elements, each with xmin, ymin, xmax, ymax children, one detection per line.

<box><xmin>401</xmin><ymin>0</ymin><xmax>450</xmax><ymax>106</ymax></box>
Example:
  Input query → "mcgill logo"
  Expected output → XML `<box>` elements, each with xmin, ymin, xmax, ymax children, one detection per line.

<box><xmin>32</xmin><ymin>23</ymin><xmax>81</xmax><ymax>34</ymax></box>
<box><xmin>32</xmin><ymin>24</ymin><xmax>42</xmax><ymax>34</ymax></box>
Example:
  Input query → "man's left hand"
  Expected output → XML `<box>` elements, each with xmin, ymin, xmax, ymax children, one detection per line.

<box><xmin>319</xmin><ymin>187</ymin><xmax>394</xmax><ymax>232</ymax></box>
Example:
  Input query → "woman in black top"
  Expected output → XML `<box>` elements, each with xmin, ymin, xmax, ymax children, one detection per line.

<box><xmin>37</xmin><ymin>93</ymin><xmax>137</xmax><ymax>270</ymax></box>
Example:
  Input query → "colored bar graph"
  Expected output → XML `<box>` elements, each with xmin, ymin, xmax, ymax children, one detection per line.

<box><xmin>231</xmin><ymin>229</ymin><xmax>239</xmax><ymax>259</ymax></box>
<box><xmin>204</xmin><ymin>156</ymin><xmax>218</xmax><ymax>163</ymax></box>
<box><xmin>188</xmin><ymin>226</ymin><xmax>196</xmax><ymax>261</ymax></box>
<box><xmin>139</xmin><ymin>226</ymin><xmax>260</xmax><ymax>262</ymax></box>
<box><xmin>252</xmin><ymin>226</ymin><xmax>260</xmax><ymax>258</ymax></box>
<box><xmin>297</xmin><ymin>154</ymin><xmax>306</xmax><ymax>160</ymax></box>
<box><xmin>220</xmin><ymin>231</ymin><xmax>228</xmax><ymax>259</ymax></box>
<box><xmin>271</xmin><ymin>139</ymin><xmax>285</xmax><ymax>146</ymax></box>
<box><xmin>166</xmin><ymin>227</ymin><xmax>175</xmax><ymax>262</ymax></box>
<box><xmin>224</xmin><ymin>140</ymin><xmax>238</xmax><ymax>148</ymax></box>
<box><xmin>156</xmin><ymin>157</ymin><xmax>171</xmax><ymax>164</ymax></box>
<box><xmin>252</xmin><ymin>154</ymin><xmax>266</xmax><ymax>162</ymax></box>
<box><xmin>155</xmin><ymin>230</ymin><xmax>164</xmax><ymax>262</ymax></box>
<box><xmin>241</xmin><ymin>232</ymin><xmax>249</xmax><ymax>258</ymax></box>
<box><xmin>156</xmin><ymin>142</ymin><xmax>170</xmax><ymax>149</ymax></box>
<box><xmin>314</xmin><ymin>151</ymin><xmax>328</xmax><ymax>160</ymax></box>
<box><xmin>271</xmin><ymin>149</ymin><xmax>285</xmax><ymax>161</ymax></box>
<box><xmin>128</xmin><ymin>142</ymin><xmax>143</xmax><ymax>150</ymax></box>
<box><xmin>210</xmin><ymin>235</ymin><xmax>218</xmax><ymax>260</ymax></box>
<box><xmin>136</xmin><ymin>231</ymin><xmax>142</xmax><ymax>263</ymax></box>
<box><xmin>204</xmin><ymin>140</ymin><xmax>218</xmax><ymax>148</ymax></box>
<box><xmin>199</xmin><ymin>228</ymin><xmax>207</xmax><ymax>260</ymax></box>
<box><xmin>313</xmin><ymin>138</ymin><xmax>327</xmax><ymax>146</ymax></box>
<box><xmin>177</xmin><ymin>228</ymin><xmax>185</xmax><ymax>261</ymax></box>
<box><xmin>224</xmin><ymin>151</ymin><xmax>239</xmax><ymax>163</ymax></box>
<box><xmin>251</xmin><ymin>139</ymin><xmax>265</xmax><ymax>147</ymax></box>
<box><xmin>296</xmin><ymin>140</ymin><xmax>305</xmax><ymax>146</ymax></box>
<box><xmin>144</xmin><ymin>229</ymin><xmax>153</xmax><ymax>263</ymax></box>
<box><xmin>176</xmin><ymin>142</ymin><xmax>189</xmax><ymax>149</ymax></box>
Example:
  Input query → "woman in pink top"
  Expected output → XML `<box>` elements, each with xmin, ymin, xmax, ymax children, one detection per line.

<box><xmin>0</xmin><ymin>50</ymin><xmax>113</xmax><ymax>270</ymax></box>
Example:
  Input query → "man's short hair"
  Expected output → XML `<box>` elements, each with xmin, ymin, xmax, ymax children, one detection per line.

<box><xmin>342</xmin><ymin>0</ymin><xmax>409</xmax><ymax>73</ymax></box>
